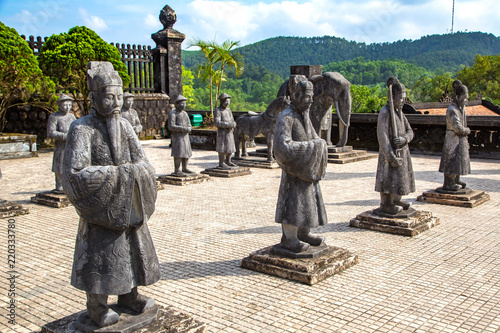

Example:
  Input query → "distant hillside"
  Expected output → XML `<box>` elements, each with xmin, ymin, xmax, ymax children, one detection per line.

<box><xmin>182</xmin><ymin>31</ymin><xmax>500</xmax><ymax>77</ymax></box>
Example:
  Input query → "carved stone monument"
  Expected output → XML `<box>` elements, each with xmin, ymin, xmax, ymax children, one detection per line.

<box><xmin>350</xmin><ymin>77</ymin><xmax>439</xmax><ymax>236</ymax></box>
<box><xmin>121</xmin><ymin>92</ymin><xmax>143</xmax><ymax>136</ymax></box>
<box><xmin>202</xmin><ymin>93</ymin><xmax>251</xmax><ymax>178</ymax></box>
<box><xmin>59</xmin><ymin>61</ymin><xmax>161</xmax><ymax>331</ymax></box>
<box><xmin>417</xmin><ymin>80</ymin><xmax>489</xmax><ymax>207</ymax></box>
<box><xmin>31</xmin><ymin>94</ymin><xmax>75</xmax><ymax>208</ymax></box>
<box><xmin>0</xmin><ymin>167</ymin><xmax>29</xmax><ymax>219</ymax></box>
<box><xmin>157</xmin><ymin>95</ymin><xmax>209</xmax><ymax>185</ymax></box>
<box><xmin>152</xmin><ymin>5</ymin><xmax>185</xmax><ymax>99</ymax></box>
<box><xmin>241</xmin><ymin>75</ymin><xmax>357</xmax><ymax>284</ymax></box>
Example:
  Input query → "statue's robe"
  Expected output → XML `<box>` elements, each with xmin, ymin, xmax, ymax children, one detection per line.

<box><xmin>214</xmin><ymin>106</ymin><xmax>236</xmax><ymax>154</ymax></box>
<box><xmin>168</xmin><ymin>110</ymin><xmax>192</xmax><ymax>158</ymax></box>
<box><xmin>274</xmin><ymin>106</ymin><xmax>328</xmax><ymax>228</ymax></box>
<box><xmin>375</xmin><ymin>104</ymin><xmax>415</xmax><ymax>195</ymax></box>
<box><xmin>62</xmin><ymin>108</ymin><xmax>160</xmax><ymax>295</ymax></box>
<box><xmin>121</xmin><ymin>108</ymin><xmax>143</xmax><ymax>135</ymax></box>
<box><xmin>439</xmin><ymin>102</ymin><xmax>471</xmax><ymax>175</ymax></box>
<box><xmin>47</xmin><ymin>111</ymin><xmax>76</xmax><ymax>174</ymax></box>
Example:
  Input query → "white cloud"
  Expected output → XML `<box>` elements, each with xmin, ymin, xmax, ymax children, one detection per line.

<box><xmin>144</xmin><ymin>13</ymin><xmax>162</xmax><ymax>30</ymax></box>
<box><xmin>78</xmin><ymin>7</ymin><xmax>108</xmax><ymax>32</ymax></box>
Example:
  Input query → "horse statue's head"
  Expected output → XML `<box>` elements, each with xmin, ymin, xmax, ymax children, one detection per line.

<box><xmin>264</xmin><ymin>96</ymin><xmax>291</xmax><ymax>121</ymax></box>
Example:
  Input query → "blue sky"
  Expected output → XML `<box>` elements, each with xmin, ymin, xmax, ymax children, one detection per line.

<box><xmin>1</xmin><ymin>0</ymin><xmax>499</xmax><ymax>49</ymax></box>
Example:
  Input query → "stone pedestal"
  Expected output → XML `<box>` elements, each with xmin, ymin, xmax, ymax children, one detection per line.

<box><xmin>350</xmin><ymin>209</ymin><xmax>439</xmax><ymax>237</ymax></box>
<box><xmin>201</xmin><ymin>166</ymin><xmax>251</xmax><ymax>178</ymax></box>
<box><xmin>233</xmin><ymin>157</ymin><xmax>279</xmax><ymax>169</ymax></box>
<box><xmin>241</xmin><ymin>244</ymin><xmax>358</xmax><ymax>285</ymax></box>
<box><xmin>417</xmin><ymin>188</ymin><xmax>490</xmax><ymax>208</ymax></box>
<box><xmin>157</xmin><ymin>173</ymin><xmax>210</xmax><ymax>186</ymax></box>
<box><xmin>327</xmin><ymin>146</ymin><xmax>377</xmax><ymax>164</ymax></box>
<box><xmin>0</xmin><ymin>199</ymin><xmax>29</xmax><ymax>218</ymax></box>
<box><xmin>31</xmin><ymin>191</ymin><xmax>71</xmax><ymax>208</ymax></box>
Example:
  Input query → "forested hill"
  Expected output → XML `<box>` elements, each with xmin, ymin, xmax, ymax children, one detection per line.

<box><xmin>182</xmin><ymin>31</ymin><xmax>500</xmax><ymax>76</ymax></box>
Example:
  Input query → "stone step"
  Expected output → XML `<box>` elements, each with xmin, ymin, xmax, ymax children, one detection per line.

<box><xmin>328</xmin><ymin>152</ymin><xmax>378</xmax><ymax>164</ymax></box>
<box><xmin>328</xmin><ymin>151</ymin><xmax>365</xmax><ymax>159</ymax></box>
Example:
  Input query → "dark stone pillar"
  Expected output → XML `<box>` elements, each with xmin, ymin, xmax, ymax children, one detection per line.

<box><xmin>151</xmin><ymin>5</ymin><xmax>185</xmax><ymax>99</ymax></box>
<box><xmin>290</xmin><ymin>65</ymin><xmax>323</xmax><ymax>79</ymax></box>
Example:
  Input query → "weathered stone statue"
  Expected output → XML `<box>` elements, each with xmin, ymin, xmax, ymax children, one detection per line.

<box><xmin>274</xmin><ymin>75</ymin><xmax>328</xmax><ymax>253</ymax></box>
<box><xmin>121</xmin><ymin>92</ymin><xmax>143</xmax><ymax>136</ymax></box>
<box><xmin>375</xmin><ymin>77</ymin><xmax>415</xmax><ymax>215</ymax></box>
<box><xmin>47</xmin><ymin>94</ymin><xmax>76</xmax><ymax>193</ymax></box>
<box><xmin>168</xmin><ymin>95</ymin><xmax>194</xmax><ymax>176</ymax></box>
<box><xmin>439</xmin><ymin>80</ymin><xmax>471</xmax><ymax>191</ymax></box>
<box><xmin>62</xmin><ymin>62</ymin><xmax>160</xmax><ymax>328</ymax></box>
<box><xmin>214</xmin><ymin>93</ymin><xmax>237</xmax><ymax>169</ymax></box>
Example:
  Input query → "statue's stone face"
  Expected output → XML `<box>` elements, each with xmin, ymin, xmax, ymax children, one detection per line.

<box><xmin>94</xmin><ymin>86</ymin><xmax>124</xmax><ymax>116</ymax></box>
<box><xmin>221</xmin><ymin>98</ymin><xmax>231</xmax><ymax>108</ymax></box>
<box><xmin>58</xmin><ymin>101</ymin><xmax>72</xmax><ymax>115</ymax></box>
<box><xmin>176</xmin><ymin>101</ymin><xmax>186</xmax><ymax>111</ymax></box>
<box><xmin>293</xmin><ymin>88</ymin><xmax>314</xmax><ymax>112</ymax></box>
<box><xmin>123</xmin><ymin>97</ymin><xmax>134</xmax><ymax>109</ymax></box>
<box><xmin>393</xmin><ymin>91</ymin><xmax>406</xmax><ymax>111</ymax></box>
<box><xmin>457</xmin><ymin>90</ymin><xmax>468</xmax><ymax>108</ymax></box>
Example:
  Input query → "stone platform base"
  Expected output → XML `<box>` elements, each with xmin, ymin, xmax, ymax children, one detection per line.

<box><xmin>41</xmin><ymin>305</ymin><xmax>206</xmax><ymax>333</ymax></box>
<box><xmin>31</xmin><ymin>191</ymin><xmax>71</xmax><ymax>208</ymax></box>
<box><xmin>327</xmin><ymin>146</ymin><xmax>377</xmax><ymax>164</ymax></box>
<box><xmin>233</xmin><ymin>157</ymin><xmax>279</xmax><ymax>169</ymax></box>
<box><xmin>201</xmin><ymin>166</ymin><xmax>251</xmax><ymax>178</ymax></box>
<box><xmin>350</xmin><ymin>209</ymin><xmax>439</xmax><ymax>237</ymax></box>
<box><xmin>417</xmin><ymin>188</ymin><xmax>490</xmax><ymax>208</ymax></box>
<box><xmin>248</xmin><ymin>148</ymin><xmax>271</xmax><ymax>159</ymax></box>
<box><xmin>241</xmin><ymin>244</ymin><xmax>358</xmax><ymax>285</ymax></box>
<box><xmin>157</xmin><ymin>173</ymin><xmax>210</xmax><ymax>186</ymax></box>
<box><xmin>0</xmin><ymin>199</ymin><xmax>29</xmax><ymax>218</ymax></box>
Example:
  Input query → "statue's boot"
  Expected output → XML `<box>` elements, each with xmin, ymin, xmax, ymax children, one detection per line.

<box><xmin>227</xmin><ymin>160</ymin><xmax>237</xmax><ymax>167</ymax></box>
<box><xmin>280</xmin><ymin>235</ymin><xmax>310</xmax><ymax>253</ymax></box>
<box><xmin>118</xmin><ymin>288</ymin><xmax>155</xmax><ymax>314</ymax></box>
<box><xmin>380</xmin><ymin>193</ymin><xmax>402</xmax><ymax>215</ymax></box>
<box><xmin>443</xmin><ymin>174</ymin><xmax>461</xmax><ymax>191</ymax></box>
<box><xmin>456</xmin><ymin>176</ymin><xmax>467</xmax><ymax>189</ymax></box>
<box><xmin>174</xmin><ymin>171</ymin><xmax>186</xmax><ymax>177</ymax></box>
<box><xmin>182</xmin><ymin>168</ymin><xmax>195</xmax><ymax>174</ymax></box>
<box><xmin>219</xmin><ymin>162</ymin><xmax>231</xmax><ymax>169</ymax></box>
<box><xmin>393</xmin><ymin>195</ymin><xmax>411</xmax><ymax>210</ymax></box>
<box><xmin>297</xmin><ymin>228</ymin><xmax>324</xmax><ymax>246</ymax></box>
<box><xmin>87</xmin><ymin>293</ymin><xmax>119</xmax><ymax>328</ymax></box>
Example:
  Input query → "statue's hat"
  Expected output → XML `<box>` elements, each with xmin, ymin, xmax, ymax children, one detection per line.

<box><xmin>57</xmin><ymin>94</ymin><xmax>74</xmax><ymax>103</ymax></box>
<box><xmin>218</xmin><ymin>93</ymin><xmax>231</xmax><ymax>100</ymax></box>
<box><xmin>123</xmin><ymin>92</ymin><xmax>135</xmax><ymax>98</ymax></box>
<box><xmin>173</xmin><ymin>95</ymin><xmax>187</xmax><ymax>103</ymax></box>
<box><xmin>86</xmin><ymin>61</ymin><xmax>122</xmax><ymax>92</ymax></box>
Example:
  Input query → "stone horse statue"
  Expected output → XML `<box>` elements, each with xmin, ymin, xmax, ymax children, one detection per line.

<box><xmin>277</xmin><ymin>72</ymin><xmax>352</xmax><ymax>147</ymax></box>
<box><xmin>234</xmin><ymin>96</ymin><xmax>290</xmax><ymax>161</ymax></box>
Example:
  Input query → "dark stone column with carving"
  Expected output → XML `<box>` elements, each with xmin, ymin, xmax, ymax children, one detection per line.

<box><xmin>151</xmin><ymin>5</ymin><xmax>185</xmax><ymax>99</ymax></box>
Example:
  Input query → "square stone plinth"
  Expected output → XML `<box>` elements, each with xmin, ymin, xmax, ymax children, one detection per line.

<box><xmin>241</xmin><ymin>245</ymin><xmax>358</xmax><ymax>285</ymax></box>
<box><xmin>41</xmin><ymin>305</ymin><xmax>206</xmax><ymax>333</ymax></box>
<box><xmin>417</xmin><ymin>189</ymin><xmax>490</xmax><ymax>208</ymax></box>
<box><xmin>327</xmin><ymin>146</ymin><xmax>377</xmax><ymax>164</ymax></box>
<box><xmin>350</xmin><ymin>210</ymin><xmax>439</xmax><ymax>237</ymax></box>
<box><xmin>157</xmin><ymin>173</ymin><xmax>210</xmax><ymax>186</ymax></box>
<box><xmin>0</xmin><ymin>199</ymin><xmax>29</xmax><ymax>218</ymax></box>
<box><xmin>233</xmin><ymin>158</ymin><xmax>279</xmax><ymax>169</ymax></box>
<box><xmin>201</xmin><ymin>166</ymin><xmax>252</xmax><ymax>178</ymax></box>
<box><xmin>31</xmin><ymin>191</ymin><xmax>71</xmax><ymax>208</ymax></box>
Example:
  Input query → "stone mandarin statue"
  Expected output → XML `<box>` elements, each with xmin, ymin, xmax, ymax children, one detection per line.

<box><xmin>375</xmin><ymin>76</ymin><xmax>415</xmax><ymax>215</ymax></box>
<box><xmin>62</xmin><ymin>62</ymin><xmax>160</xmax><ymax>328</ymax></box>
<box><xmin>47</xmin><ymin>94</ymin><xmax>76</xmax><ymax>193</ymax></box>
<box><xmin>274</xmin><ymin>75</ymin><xmax>328</xmax><ymax>253</ymax></box>
<box><xmin>121</xmin><ymin>92</ymin><xmax>143</xmax><ymax>135</ymax></box>
<box><xmin>439</xmin><ymin>80</ymin><xmax>471</xmax><ymax>191</ymax></box>
<box><xmin>214</xmin><ymin>93</ymin><xmax>238</xmax><ymax>169</ymax></box>
<box><xmin>168</xmin><ymin>95</ymin><xmax>194</xmax><ymax>176</ymax></box>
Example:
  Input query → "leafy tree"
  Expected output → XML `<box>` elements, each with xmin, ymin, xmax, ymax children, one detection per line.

<box><xmin>351</xmin><ymin>84</ymin><xmax>385</xmax><ymax>113</ymax></box>
<box><xmin>214</xmin><ymin>40</ymin><xmax>244</xmax><ymax>98</ymax></box>
<box><xmin>38</xmin><ymin>26</ymin><xmax>130</xmax><ymax>116</ymax></box>
<box><xmin>412</xmin><ymin>73</ymin><xmax>455</xmax><ymax>102</ymax></box>
<box><xmin>457</xmin><ymin>54</ymin><xmax>500</xmax><ymax>103</ymax></box>
<box><xmin>0</xmin><ymin>22</ymin><xmax>55</xmax><ymax>132</ymax></box>
<box><xmin>182</xmin><ymin>65</ymin><xmax>196</xmax><ymax>106</ymax></box>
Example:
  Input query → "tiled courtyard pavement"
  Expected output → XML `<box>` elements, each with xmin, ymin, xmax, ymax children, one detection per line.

<box><xmin>1</xmin><ymin>139</ymin><xmax>499</xmax><ymax>333</ymax></box>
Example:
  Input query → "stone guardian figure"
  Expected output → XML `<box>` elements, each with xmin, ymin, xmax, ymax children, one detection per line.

<box><xmin>214</xmin><ymin>93</ymin><xmax>237</xmax><ymax>169</ymax></box>
<box><xmin>438</xmin><ymin>80</ymin><xmax>471</xmax><ymax>191</ymax></box>
<box><xmin>121</xmin><ymin>92</ymin><xmax>143</xmax><ymax>136</ymax></box>
<box><xmin>375</xmin><ymin>77</ymin><xmax>415</xmax><ymax>215</ymax></box>
<box><xmin>62</xmin><ymin>62</ymin><xmax>160</xmax><ymax>328</ymax></box>
<box><xmin>47</xmin><ymin>94</ymin><xmax>76</xmax><ymax>193</ymax></box>
<box><xmin>274</xmin><ymin>75</ymin><xmax>328</xmax><ymax>253</ymax></box>
<box><xmin>168</xmin><ymin>95</ymin><xmax>194</xmax><ymax>176</ymax></box>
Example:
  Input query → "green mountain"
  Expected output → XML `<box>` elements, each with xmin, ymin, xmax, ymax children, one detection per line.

<box><xmin>182</xmin><ymin>31</ymin><xmax>500</xmax><ymax>77</ymax></box>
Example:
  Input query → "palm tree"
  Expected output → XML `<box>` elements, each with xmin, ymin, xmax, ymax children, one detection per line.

<box><xmin>214</xmin><ymin>40</ymin><xmax>244</xmax><ymax>98</ymax></box>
